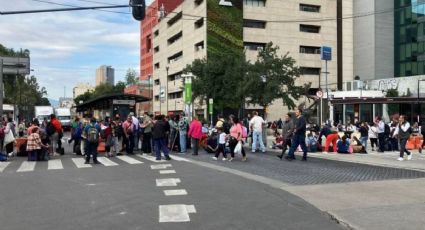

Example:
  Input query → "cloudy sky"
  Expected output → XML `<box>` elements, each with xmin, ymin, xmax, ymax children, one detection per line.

<box><xmin>0</xmin><ymin>0</ymin><xmax>153</xmax><ymax>100</ymax></box>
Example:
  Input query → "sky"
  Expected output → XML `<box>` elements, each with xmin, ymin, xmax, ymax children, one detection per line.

<box><xmin>0</xmin><ymin>0</ymin><xmax>153</xmax><ymax>100</ymax></box>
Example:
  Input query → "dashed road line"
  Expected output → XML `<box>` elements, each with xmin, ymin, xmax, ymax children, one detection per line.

<box><xmin>159</xmin><ymin>204</ymin><xmax>196</xmax><ymax>223</ymax></box>
<box><xmin>151</xmin><ymin>164</ymin><xmax>173</xmax><ymax>170</ymax></box>
<box><xmin>48</xmin><ymin>159</ymin><xmax>63</xmax><ymax>170</ymax></box>
<box><xmin>159</xmin><ymin>170</ymin><xmax>176</xmax><ymax>174</ymax></box>
<box><xmin>71</xmin><ymin>158</ymin><xmax>92</xmax><ymax>168</ymax></box>
<box><xmin>17</xmin><ymin>161</ymin><xmax>36</xmax><ymax>172</ymax></box>
<box><xmin>156</xmin><ymin>178</ymin><xmax>181</xmax><ymax>187</ymax></box>
<box><xmin>116</xmin><ymin>155</ymin><xmax>143</xmax><ymax>164</ymax></box>
<box><xmin>163</xmin><ymin>189</ymin><xmax>188</xmax><ymax>196</ymax></box>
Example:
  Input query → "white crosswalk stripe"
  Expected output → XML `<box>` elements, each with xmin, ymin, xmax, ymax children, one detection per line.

<box><xmin>116</xmin><ymin>155</ymin><xmax>143</xmax><ymax>164</ymax></box>
<box><xmin>71</xmin><ymin>158</ymin><xmax>92</xmax><ymax>168</ymax></box>
<box><xmin>0</xmin><ymin>162</ymin><xmax>11</xmax><ymax>172</ymax></box>
<box><xmin>159</xmin><ymin>170</ymin><xmax>176</xmax><ymax>174</ymax></box>
<box><xmin>48</xmin><ymin>159</ymin><xmax>63</xmax><ymax>170</ymax></box>
<box><xmin>136</xmin><ymin>154</ymin><xmax>166</xmax><ymax>162</ymax></box>
<box><xmin>97</xmin><ymin>157</ymin><xmax>119</xmax><ymax>166</ymax></box>
<box><xmin>170</xmin><ymin>155</ymin><xmax>192</xmax><ymax>162</ymax></box>
<box><xmin>17</xmin><ymin>161</ymin><xmax>36</xmax><ymax>172</ymax></box>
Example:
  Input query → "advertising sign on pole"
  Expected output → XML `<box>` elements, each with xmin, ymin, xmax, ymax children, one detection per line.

<box><xmin>184</xmin><ymin>77</ymin><xmax>192</xmax><ymax>104</ymax></box>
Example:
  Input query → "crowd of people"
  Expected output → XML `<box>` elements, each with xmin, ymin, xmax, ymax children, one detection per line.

<box><xmin>1</xmin><ymin>109</ymin><xmax>424</xmax><ymax>163</ymax></box>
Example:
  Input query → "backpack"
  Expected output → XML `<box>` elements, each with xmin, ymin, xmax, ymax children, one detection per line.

<box><xmin>46</xmin><ymin>122</ymin><xmax>56</xmax><ymax>136</ymax></box>
<box><xmin>178</xmin><ymin>119</ymin><xmax>188</xmax><ymax>132</ymax></box>
<box><xmin>384</xmin><ymin>124</ymin><xmax>390</xmax><ymax>136</ymax></box>
<box><xmin>72</xmin><ymin>123</ymin><xmax>83</xmax><ymax>139</ymax></box>
<box><xmin>87</xmin><ymin>125</ymin><xmax>99</xmax><ymax>144</ymax></box>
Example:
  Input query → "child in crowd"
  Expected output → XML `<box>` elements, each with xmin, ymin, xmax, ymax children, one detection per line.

<box><xmin>337</xmin><ymin>135</ymin><xmax>350</xmax><ymax>154</ymax></box>
<box><xmin>212</xmin><ymin>127</ymin><xmax>227</xmax><ymax>161</ymax></box>
<box><xmin>271</xmin><ymin>132</ymin><xmax>284</xmax><ymax>149</ymax></box>
<box><xmin>305</xmin><ymin>131</ymin><xmax>318</xmax><ymax>152</ymax></box>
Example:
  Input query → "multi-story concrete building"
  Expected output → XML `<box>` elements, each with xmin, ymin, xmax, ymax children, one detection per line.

<box><xmin>95</xmin><ymin>65</ymin><xmax>115</xmax><ymax>86</ymax></box>
<box><xmin>73</xmin><ymin>83</ymin><xmax>94</xmax><ymax>99</ymax></box>
<box><xmin>141</xmin><ymin>0</ymin><xmax>356</xmax><ymax>120</ymax></box>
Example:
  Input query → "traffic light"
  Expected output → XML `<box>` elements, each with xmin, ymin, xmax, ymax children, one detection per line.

<box><xmin>130</xmin><ymin>0</ymin><xmax>145</xmax><ymax>21</ymax></box>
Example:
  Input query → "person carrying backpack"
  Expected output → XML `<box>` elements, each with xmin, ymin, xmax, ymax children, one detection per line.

<box><xmin>83</xmin><ymin>118</ymin><xmax>101</xmax><ymax>164</ymax></box>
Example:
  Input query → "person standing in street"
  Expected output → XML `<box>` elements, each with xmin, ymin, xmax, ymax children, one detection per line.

<box><xmin>285</xmin><ymin>108</ymin><xmax>308</xmax><ymax>161</ymax></box>
<box><xmin>249</xmin><ymin>111</ymin><xmax>266</xmax><ymax>153</ymax></box>
<box><xmin>141</xmin><ymin>112</ymin><xmax>153</xmax><ymax>154</ymax></box>
<box><xmin>122</xmin><ymin>115</ymin><xmax>134</xmax><ymax>155</ymax></box>
<box><xmin>228</xmin><ymin>115</ymin><xmax>247</xmax><ymax>162</ymax></box>
<box><xmin>48</xmin><ymin>114</ymin><xmax>63</xmax><ymax>156</ymax></box>
<box><xmin>188</xmin><ymin>116</ymin><xmax>202</xmax><ymax>156</ymax></box>
<box><xmin>375</xmin><ymin>116</ymin><xmax>385</xmax><ymax>152</ymax></box>
<box><xmin>152</xmin><ymin>115</ymin><xmax>171</xmax><ymax>161</ymax></box>
<box><xmin>84</xmin><ymin>118</ymin><xmax>101</xmax><ymax>164</ymax></box>
<box><xmin>129</xmin><ymin>112</ymin><xmax>140</xmax><ymax>151</ymax></box>
<box><xmin>393</xmin><ymin>115</ymin><xmax>412</xmax><ymax>161</ymax></box>
<box><xmin>178</xmin><ymin>113</ymin><xmax>189</xmax><ymax>153</ymax></box>
<box><xmin>277</xmin><ymin>113</ymin><xmax>294</xmax><ymax>159</ymax></box>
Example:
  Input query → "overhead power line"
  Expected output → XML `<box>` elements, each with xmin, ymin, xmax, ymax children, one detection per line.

<box><xmin>31</xmin><ymin>0</ymin><xmax>130</xmax><ymax>14</ymax></box>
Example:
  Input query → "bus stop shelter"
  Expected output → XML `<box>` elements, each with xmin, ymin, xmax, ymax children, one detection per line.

<box><xmin>75</xmin><ymin>93</ymin><xmax>150</xmax><ymax>120</ymax></box>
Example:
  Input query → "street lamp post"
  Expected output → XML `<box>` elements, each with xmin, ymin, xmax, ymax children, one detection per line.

<box><xmin>166</xmin><ymin>66</ymin><xmax>169</xmax><ymax>115</ymax></box>
<box><xmin>148</xmin><ymin>74</ymin><xmax>152</xmax><ymax>113</ymax></box>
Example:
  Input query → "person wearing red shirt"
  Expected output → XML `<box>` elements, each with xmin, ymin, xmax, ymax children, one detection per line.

<box><xmin>188</xmin><ymin>116</ymin><xmax>202</xmax><ymax>155</ymax></box>
<box><xmin>50</xmin><ymin>114</ymin><xmax>63</xmax><ymax>156</ymax></box>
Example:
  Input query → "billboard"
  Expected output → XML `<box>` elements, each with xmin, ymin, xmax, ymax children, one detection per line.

<box><xmin>207</xmin><ymin>0</ymin><xmax>243</xmax><ymax>58</ymax></box>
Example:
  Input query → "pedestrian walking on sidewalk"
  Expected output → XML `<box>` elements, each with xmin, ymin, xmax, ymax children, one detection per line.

<box><xmin>152</xmin><ymin>115</ymin><xmax>171</xmax><ymax>161</ymax></box>
<box><xmin>285</xmin><ymin>108</ymin><xmax>308</xmax><ymax>161</ymax></box>
<box><xmin>277</xmin><ymin>113</ymin><xmax>294</xmax><ymax>159</ymax></box>
<box><xmin>393</xmin><ymin>115</ymin><xmax>412</xmax><ymax>161</ymax></box>
<box><xmin>375</xmin><ymin>116</ymin><xmax>386</xmax><ymax>152</ymax></box>
<box><xmin>228</xmin><ymin>115</ymin><xmax>247</xmax><ymax>162</ymax></box>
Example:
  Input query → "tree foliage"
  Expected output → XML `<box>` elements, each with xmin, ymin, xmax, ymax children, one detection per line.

<box><xmin>125</xmin><ymin>68</ymin><xmax>138</xmax><ymax>86</ymax></box>
<box><xmin>0</xmin><ymin>44</ymin><xmax>30</xmax><ymax>57</ymax></box>
<box><xmin>184</xmin><ymin>42</ymin><xmax>307</xmax><ymax>112</ymax></box>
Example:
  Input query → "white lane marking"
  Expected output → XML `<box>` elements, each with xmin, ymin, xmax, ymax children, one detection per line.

<box><xmin>48</xmin><ymin>159</ymin><xmax>63</xmax><ymax>170</ymax></box>
<box><xmin>151</xmin><ymin>164</ymin><xmax>173</xmax><ymax>170</ymax></box>
<box><xmin>159</xmin><ymin>204</ymin><xmax>196</xmax><ymax>223</ymax></box>
<box><xmin>71</xmin><ymin>158</ymin><xmax>92</xmax><ymax>168</ymax></box>
<box><xmin>136</xmin><ymin>154</ymin><xmax>166</xmax><ymax>162</ymax></box>
<box><xmin>116</xmin><ymin>155</ymin><xmax>143</xmax><ymax>164</ymax></box>
<box><xmin>159</xmin><ymin>170</ymin><xmax>176</xmax><ymax>174</ymax></box>
<box><xmin>163</xmin><ymin>189</ymin><xmax>188</xmax><ymax>196</ymax></box>
<box><xmin>170</xmin><ymin>155</ymin><xmax>192</xmax><ymax>162</ymax></box>
<box><xmin>0</xmin><ymin>162</ymin><xmax>11</xmax><ymax>172</ymax></box>
<box><xmin>97</xmin><ymin>157</ymin><xmax>119</xmax><ymax>166</ymax></box>
<box><xmin>156</xmin><ymin>178</ymin><xmax>181</xmax><ymax>187</ymax></box>
<box><xmin>17</xmin><ymin>161</ymin><xmax>36</xmax><ymax>172</ymax></box>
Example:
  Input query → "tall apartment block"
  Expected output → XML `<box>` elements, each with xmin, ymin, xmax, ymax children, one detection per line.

<box><xmin>95</xmin><ymin>65</ymin><xmax>115</xmax><ymax>86</ymax></box>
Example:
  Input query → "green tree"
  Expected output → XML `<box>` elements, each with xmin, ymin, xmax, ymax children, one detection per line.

<box><xmin>184</xmin><ymin>53</ymin><xmax>247</xmax><ymax>111</ymax></box>
<box><xmin>125</xmin><ymin>68</ymin><xmax>138</xmax><ymax>86</ymax></box>
<box><xmin>244</xmin><ymin>42</ymin><xmax>307</xmax><ymax>112</ymax></box>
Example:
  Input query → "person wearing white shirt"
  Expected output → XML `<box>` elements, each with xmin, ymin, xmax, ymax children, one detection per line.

<box><xmin>130</xmin><ymin>113</ymin><xmax>140</xmax><ymax>151</ymax></box>
<box><xmin>249</xmin><ymin>111</ymin><xmax>266</xmax><ymax>153</ymax></box>
<box><xmin>393</xmin><ymin>115</ymin><xmax>412</xmax><ymax>161</ymax></box>
<box><xmin>375</xmin><ymin>116</ymin><xmax>385</xmax><ymax>152</ymax></box>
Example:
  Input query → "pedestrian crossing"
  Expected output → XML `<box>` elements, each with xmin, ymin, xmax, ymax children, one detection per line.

<box><xmin>0</xmin><ymin>154</ymin><xmax>186</xmax><ymax>173</ymax></box>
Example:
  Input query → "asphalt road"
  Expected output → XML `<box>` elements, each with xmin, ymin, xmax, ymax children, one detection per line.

<box><xmin>0</xmin><ymin>135</ymin><xmax>344</xmax><ymax>230</ymax></box>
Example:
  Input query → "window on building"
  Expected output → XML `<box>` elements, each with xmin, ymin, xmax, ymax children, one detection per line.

<box><xmin>167</xmin><ymin>12</ymin><xmax>182</xmax><ymax>27</ymax></box>
<box><xmin>300</xmin><ymin>46</ymin><xmax>321</xmax><ymax>54</ymax></box>
<box><xmin>154</xmin><ymin>95</ymin><xmax>159</xmax><ymax>101</ymax></box>
<box><xmin>243</xmin><ymin>19</ymin><xmax>266</xmax><ymax>29</ymax></box>
<box><xmin>244</xmin><ymin>0</ymin><xmax>266</xmax><ymax>7</ymax></box>
<box><xmin>300</xmin><ymin>24</ymin><xmax>321</xmax><ymax>33</ymax></box>
<box><xmin>168</xmin><ymin>91</ymin><xmax>183</xmax><ymax>99</ymax></box>
<box><xmin>194</xmin><ymin>41</ymin><xmax>204</xmax><ymax>51</ymax></box>
<box><xmin>168</xmin><ymin>51</ymin><xmax>183</xmax><ymax>64</ymax></box>
<box><xmin>167</xmin><ymin>31</ymin><xmax>183</xmax><ymax>45</ymax></box>
<box><xmin>154</xmin><ymin>79</ymin><xmax>160</xmax><ymax>85</ymax></box>
<box><xmin>146</xmin><ymin>35</ymin><xmax>152</xmax><ymax>52</ymax></box>
<box><xmin>154</xmin><ymin>62</ymin><xmax>160</xmax><ymax>69</ymax></box>
<box><xmin>154</xmin><ymin>46</ymin><xmax>160</xmax><ymax>53</ymax></box>
<box><xmin>244</xmin><ymin>42</ymin><xmax>266</xmax><ymax>51</ymax></box>
<box><xmin>168</xmin><ymin>71</ymin><xmax>183</xmax><ymax>82</ymax></box>
<box><xmin>154</xmin><ymin>30</ymin><xmax>159</xmax><ymax>37</ymax></box>
<box><xmin>194</xmin><ymin>18</ymin><xmax>204</xmax><ymax>29</ymax></box>
<box><xmin>194</xmin><ymin>0</ymin><xmax>204</xmax><ymax>6</ymax></box>
<box><xmin>300</xmin><ymin>67</ymin><xmax>321</xmax><ymax>75</ymax></box>
<box><xmin>299</xmin><ymin>4</ymin><xmax>321</xmax><ymax>13</ymax></box>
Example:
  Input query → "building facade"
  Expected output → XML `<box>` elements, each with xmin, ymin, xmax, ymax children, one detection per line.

<box><xmin>95</xmin><ymin>65</ymin><xmax>115</xmax><ymax>86</ymax></box>
<box><xmin>141</xmin><ymin>0</ymin><xmax>356</xmax><ymax>120</ymax></box>
<box><xmin>72</xmin><ymin>82</ymin><xmax>94</xmax><ymax>99</ymax></box>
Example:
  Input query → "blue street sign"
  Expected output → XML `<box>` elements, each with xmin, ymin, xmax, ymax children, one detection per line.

<box><xmin>321</xmin><ymin>46</ymin><xmax>332</xmax><ymax>61</ymax></box>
